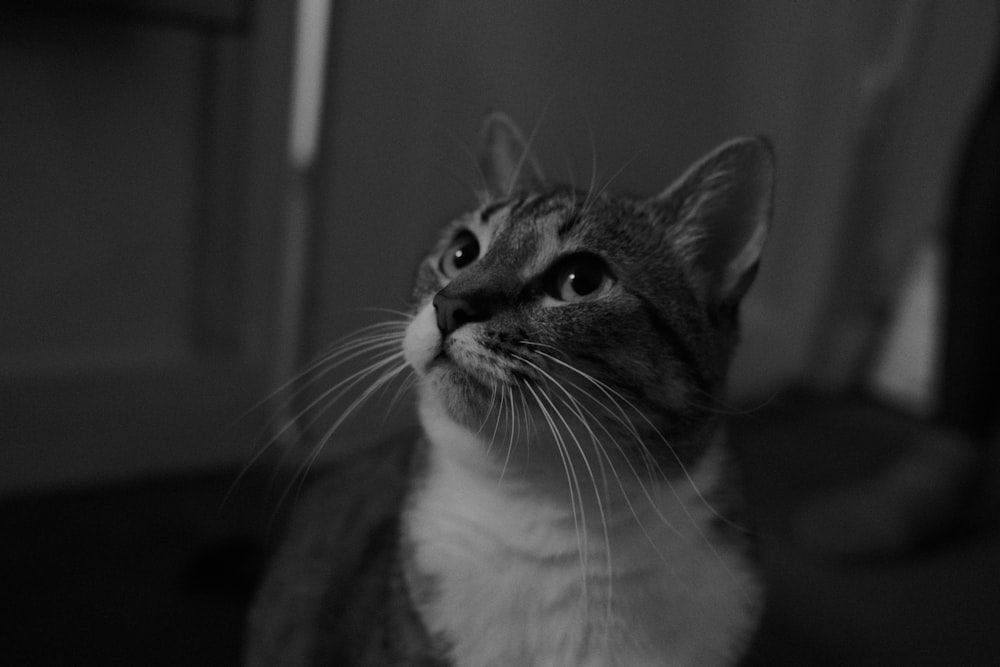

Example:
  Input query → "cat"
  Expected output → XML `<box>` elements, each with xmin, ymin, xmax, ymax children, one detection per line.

<box><xmin>245</xmin><ymin>113</ymin><xmax>775</xmax><ymax>666</ymax></box>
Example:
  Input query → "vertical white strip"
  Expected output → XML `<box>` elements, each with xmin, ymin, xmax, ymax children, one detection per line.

<box><xmin>272</xmin><ymin>0</ymin><xmax>332</xmax><ymax>436</ymax></box>
<box><xmin>289</xmin><ymin>0</ymin><xmax>333</xmax><ymax>170</ymax></box>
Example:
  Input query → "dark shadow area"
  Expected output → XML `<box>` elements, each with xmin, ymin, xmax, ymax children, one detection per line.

<box><xmin>0</xmin><ymin>472</ymin><xmax>269</xmax><ymax>666</ymax></box>
<box><xmin>1</xmin><ymin>395</ymin><xmax>997</xmax><ymax>666</ymax></box>
<box><xmin>735</xmin><ymin>390</ymin><xmax>1000</xmax><ymax>666</ymax></box>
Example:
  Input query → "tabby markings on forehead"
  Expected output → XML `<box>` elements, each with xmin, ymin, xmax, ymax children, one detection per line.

<box><xmin>505</xmin><ymin>210</ymin><xmax>584</xmax><ymax>281</ymax></box>
<box><xmin>555</xmin><ymin>213</ymin><xmax>581</xmax><ymax>238</ymax></box>
<box><xmin>478</xmin><ymin>200</ymin><xmax>513</xmax><ymax>223</ymax></box>
<box><xmin>509</xmin><ymin>192</ymin><xmax>570</xmax><ymax>221</ymax></box>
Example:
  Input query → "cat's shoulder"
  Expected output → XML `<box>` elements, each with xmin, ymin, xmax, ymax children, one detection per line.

<box><xmin>246</xmin><ymin>430</ymin><xmax>444</xmax><ymax>666</ymax></box>
<box><xmin>265</xmin><ymin>430</ymin><xmax>420</xmax><ymax>562</ymax></box>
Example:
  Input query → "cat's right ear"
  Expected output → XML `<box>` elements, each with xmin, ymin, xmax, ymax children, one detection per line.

<box><xmin>477</xmin><ymin>112</ymin><xmax>544</xmax><ymax>200</ymax></box>
<box><xmin>651</xmin><ymin>136</ymin><xmax>775</xmax><ymax>308</ymax></box>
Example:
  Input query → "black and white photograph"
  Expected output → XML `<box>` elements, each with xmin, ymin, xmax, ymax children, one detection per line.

<box><xmin>1</xmin><ymin>1</ymin><xmax>998</xmax><ymax>665</ymax></box>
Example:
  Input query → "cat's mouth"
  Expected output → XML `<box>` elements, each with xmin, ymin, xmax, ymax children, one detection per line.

<box><xmin>431</xmin><ymin>338</ymin><xmax>496</xmax><ymax>385</ymax></box>
<box><xmin>404</xmin><ymin>301</ymin><xmax>516</xmax><ymax>396</ymax></box>
<box><xmin>428</xmin><ymin>348</ymin><xmax>457</xmax><ymax>375</ymax></box>
<box><xmin>430</xmin><ymin>339</ymin><xmax>453</xmax><ymax>365</ymax></box>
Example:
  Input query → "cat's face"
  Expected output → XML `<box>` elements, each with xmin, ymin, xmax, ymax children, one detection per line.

<box><xmin>404</xmin><ymin>114</ymin><xmax>773</xmax><ymax>474</ymax></box>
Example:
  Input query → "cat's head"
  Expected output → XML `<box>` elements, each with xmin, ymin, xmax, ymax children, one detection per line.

<box><xmin>404</xmin><ymin>113</ymin><xmax>773</xmax><ymax>473</ymax></box>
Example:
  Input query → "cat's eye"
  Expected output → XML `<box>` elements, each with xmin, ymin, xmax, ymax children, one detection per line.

<box><xmin>547</xmin><ymin>253</ymin><xmax>612</xmax><ymax>302</ymax></box>
<box><xmin>439</xmin><ymin>230</ymin><xmax>481</xmax><ymax>278</ymax></box>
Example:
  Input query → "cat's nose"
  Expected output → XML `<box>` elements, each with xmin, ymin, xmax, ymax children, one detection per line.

<box><xmin>433</xmin><ymin>290</ymin><xmax>486</xmax><ymax>337</ymax></box>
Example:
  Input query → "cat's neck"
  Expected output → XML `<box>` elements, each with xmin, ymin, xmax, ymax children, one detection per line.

<box><xmin>412</xmin><ymin>391</ymin><xmax>695</xmax><ymax>530</ymax></box>
<box><xmin>402</xmin><ymin>393</ymin><xmax>762</xmax><ymax>666</ymax></box>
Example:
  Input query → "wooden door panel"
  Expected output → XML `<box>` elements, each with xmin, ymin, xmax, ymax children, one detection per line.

<box><xmin>0</xmin><ymin>14</ymin><xmax>200</xmax><ymax>373</ymax></box>
<box><xmin>0</xmin><ymin>2</ymin><xmax>294</xmax><ymax>493</ymax></box>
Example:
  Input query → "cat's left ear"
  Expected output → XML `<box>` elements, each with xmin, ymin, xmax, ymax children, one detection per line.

<box><xmin>477</xmin><ymin>112</ymin><xmax>544</xmax><ymax>200</ymax></box>
<box><xmin>651</xmin><ymin>136</ymin><xmax>774</xmax><ymax>307</ymax></box>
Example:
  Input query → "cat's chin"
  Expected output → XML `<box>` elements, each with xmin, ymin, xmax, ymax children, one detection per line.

<box><xmin>405</xmin><ymin>300</ymin><xmax>505</xmax><ymax>427</ymax></box>
<box><xmin>420</xmin><ymin>362</ymin><xmax>497</xmax><ymax>429</ymax></box>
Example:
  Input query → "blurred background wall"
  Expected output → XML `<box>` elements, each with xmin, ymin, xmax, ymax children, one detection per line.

<box><xmin>1</xmin><ymin>0</ymin><xmax>995</xmax><ymax>494</ymax></box>
<box><xmin>304</xmin><ymin>0</ymin><xmax>995</xmax><ymax>446</ymax></box>
<box><xmin>0</xmin><ymin>0</ymin><xmax>297</xmax><ymax>493</ymax></box>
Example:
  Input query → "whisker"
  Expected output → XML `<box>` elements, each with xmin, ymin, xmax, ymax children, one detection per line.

<box><xmin>523</xmin><ymin>364</ymin><xmax>612</xmax><ymax>624</ymax></box>
<box><xmin>223</xmin><ymin>321</ymin><xmax>408</xmax><ymax>521</ymax></box>
<box><xmin>430</xmin><ymin>157</ymin><xmax>486</xmax><ymax>206</ymax></box>
<box><xmin>263</xmin><ymin>352</ymin><xmax>406</xmax><ymax>500</ymax></box>
<box><xmin>276</xmin><ymin>359</ymin><xmax>411</xmax><ymax>517</ymax></box>
<box><xmin>581</xmin><ymin>114</ymin><xmax>599</xmax><ymax>215</ymax></box>
<box><xmin>497</xmin><ymin>385</ymin><xmax>518</xmax><ymax>485</ymax></box>
<box><xmin>442</xmin><ymin>127</ymin><xmax>491</xmax><ymax>206</ymax></box>
<box><xmin>504</xmin><ymin>108</ymin><xmax>548</xmax><ymax>197</ymax></box>
<box><xmin>518</xmin><ymin>343</ymin><xmax>756</xmax><ymax>602</ymax></box>
<box><xmin>262</xmin><ymin>332</ymin><xmax>407</xmax><ymax>433</ymax></box>
<box><xmin>587</xmin><ymin>148</ymin><xmax>646</xmax><ymax>212</ymax></box>
<box><xmin>516</xmin><ymin>383</ymin><xmax>534</xmax><ymax>467</ymax></box>
<box><xmin>515</xmin><ymin>350</ymin><xmax>699</xmax><ymax>630</ymax></box>
<box><xmin>358</xmin><ymin>306</ymin><xmax>415</xmax><ymax>321</ymax></box>
<box><xmin>225</xmin><ymin>327</ymin><xmax>408</xmax><ymax>507</ymax></box>
<box><xmin>480</xmin><ymin>382</ymin><xmax>500</xmax><ymax>440</ymax></box>
<box><xmin>384</xmin><ymin>372</ymin><xmax>418</xmax><ymax>419</ymax></box>
<box><xmin>684</xmin><ymin>384</ymin><xmax>781</xmax><ymax>419</ymax></box>
<box><xmin>485</xmin><ymin>384</ymin><xmax>504</xmax><ymax>459</ymax></box>
<box><xmin>227</xmin><ymin>323</ymin><xmax>407</xmax><ymax>440</ymax></box>
<box><xmin>311</xmin><ymin>322</ymin><xmax>409</xmax><ymax>361</ymax></box>
<box><xmin>523</xmin><ymin>381</ymin><xmax>590</xmax><ymax>602</ymax></box>
<box><xmin>268</xmin><ymin>350</ymin><xmax>407</xmax><ymax>457</ymax></box>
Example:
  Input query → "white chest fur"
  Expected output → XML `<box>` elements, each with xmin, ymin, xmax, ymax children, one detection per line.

<box><xmin>404</xmin><ymin>398</ymin><xmax>762</xmax><ymax>667</ymax></box>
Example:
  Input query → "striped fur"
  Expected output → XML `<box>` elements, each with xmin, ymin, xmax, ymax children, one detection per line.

<box><xmin>402</xmin><ymin>115</ymin><xmax>774</xmax><ymax>665</ymax></box>
<box><xmin>246</xmin><ymin>114</ymin><xmax>774</xmax><ymax>666</ymax></box>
